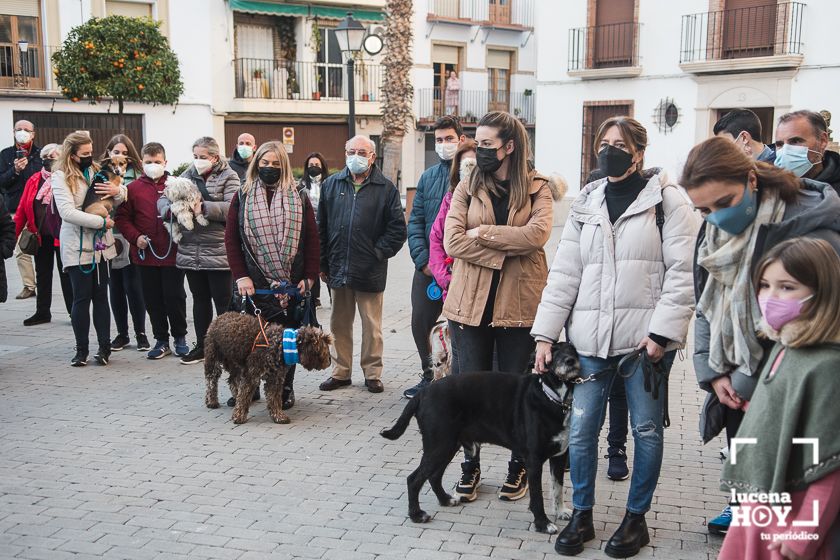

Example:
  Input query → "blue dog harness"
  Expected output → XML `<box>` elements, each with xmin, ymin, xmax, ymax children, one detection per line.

<box><xmin>282</xmin><ymin>328</ymin><xmax>299</xmax><ymax>365</ymax></box>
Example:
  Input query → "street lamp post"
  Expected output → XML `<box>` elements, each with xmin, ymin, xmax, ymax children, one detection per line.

<box><xmin>14</xmin><ymin>40</ymin><xmax>30</xmax><ymax>88</ymax></box>
<box><xmin>334</xmin><ymin>12</ymin><xmax>366</xmax><ymax>137</ymax></box>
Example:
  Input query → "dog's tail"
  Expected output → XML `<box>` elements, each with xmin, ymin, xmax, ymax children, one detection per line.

<box><xmin>380</xmin><ymin>397</ymin><xmax>420</xmax><ymax>440</ymax></box>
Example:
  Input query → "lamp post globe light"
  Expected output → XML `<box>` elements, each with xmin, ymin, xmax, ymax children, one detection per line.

<box><xmin>335</xmin><ymin>12</ymin><xmax>366</xmax><ymax>137</ymax></box>
<box><xmin>15</xmin><ymin>40</ymin><xmax>30</xmax><ymax>88</ymax></box>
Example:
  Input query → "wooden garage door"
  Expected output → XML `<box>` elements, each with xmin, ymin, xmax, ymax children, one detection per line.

<box><xmin>12</xmin><ymin>110</ymin><xmax>144</xmax><ymax>154</ymax></box>
<box><xmin>224</xmin><ymin>121</ymin><xmax>350</xmax><ymax>173</ymax></box>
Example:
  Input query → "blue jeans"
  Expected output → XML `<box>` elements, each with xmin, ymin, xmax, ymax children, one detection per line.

<box><xmin>569</xmin><ymin>350</ymin><xmax>676</xmax><ymax>514</ymax></box>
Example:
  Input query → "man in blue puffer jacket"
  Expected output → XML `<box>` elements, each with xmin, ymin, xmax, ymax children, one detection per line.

<box><xmin>404</xmin><ymin>116</ymin><xmax>466</xmax><ymax>398</ymax></box>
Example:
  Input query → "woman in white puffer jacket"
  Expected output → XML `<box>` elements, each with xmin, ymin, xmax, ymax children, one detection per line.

<box><xmin>531</xmin><ymin>117</ymin><xmax>699</xmax><ymax>559</ymax></box>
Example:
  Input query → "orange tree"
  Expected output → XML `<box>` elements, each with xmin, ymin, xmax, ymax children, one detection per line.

<box><xmin>52</xmin><ymin>16</ymin><xmax>183</xmax><ymax>130</ymax></box>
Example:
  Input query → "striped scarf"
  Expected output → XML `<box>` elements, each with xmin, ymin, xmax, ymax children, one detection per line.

<box><xmin>243</xmin><ymin>179</ymin><xmax>303</xmax><ymax>284</ymax></box>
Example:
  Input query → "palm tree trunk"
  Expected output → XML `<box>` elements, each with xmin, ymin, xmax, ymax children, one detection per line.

<box><xmin>381</xmin><ymin>0</ymin><xmax>413</xmax><ymax>188</ymax></box>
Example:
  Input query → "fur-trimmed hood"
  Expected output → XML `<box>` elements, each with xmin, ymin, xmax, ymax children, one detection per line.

<box><xmin>759</xmin><ymin>316</ymin><xmax>840</xmax><ymax>347</ymax></box>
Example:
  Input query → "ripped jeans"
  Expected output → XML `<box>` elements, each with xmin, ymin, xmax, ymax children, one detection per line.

<box><xmin>569</xmin><ymin>350</ymin><xmax>676</xmax><ymax>514</ymax></box>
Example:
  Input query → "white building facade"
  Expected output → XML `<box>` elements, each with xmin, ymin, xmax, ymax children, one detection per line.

<box><xmin>404</xmin><ymin>0</ymin><xmax>537</xmax><ymax>188</ymax></box>
<box><xmin>535</xmin><ymin>0</ymin><xmax>840</xmax><ymax>196</ymax></box>
<box><xmin>1</xmin><ymin>0</ymin><xmax>387</xmax><ymax>173</ymax></box>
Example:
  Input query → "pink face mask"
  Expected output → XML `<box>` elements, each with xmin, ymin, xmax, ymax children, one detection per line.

<box><xmin>758</xmin><ymin>294</ymin><xmax>814</xmax><ymax>330</ymax></box>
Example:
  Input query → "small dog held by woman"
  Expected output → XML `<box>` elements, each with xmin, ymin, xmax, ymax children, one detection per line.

<box><xmin>204</xmin><ymin>312</ymin><xmax>332</xmax><ymax>424</ymax></box>
<box><xmin>162</xmin><ymin>176</ymin><xmax>209</xmax><ymax>243</ymax></box>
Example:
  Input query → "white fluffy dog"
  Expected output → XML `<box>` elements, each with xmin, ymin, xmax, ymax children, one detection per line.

<box><xmin>162</xmin><ymin>176</ymin><xmax>209</xmax><ymax>243</ymax></box>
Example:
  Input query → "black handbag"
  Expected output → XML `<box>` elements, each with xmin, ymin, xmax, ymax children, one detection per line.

<box><xmin>19</xmin><ymin>209</ymin><xmax>46</xmax><ymax>256</ymax></box>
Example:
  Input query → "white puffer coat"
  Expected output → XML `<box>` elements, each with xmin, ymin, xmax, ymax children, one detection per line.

<box><xmin>531</xmin><ymin>171</ymin><xmax>699</xmax><ymax>358</ymax></box>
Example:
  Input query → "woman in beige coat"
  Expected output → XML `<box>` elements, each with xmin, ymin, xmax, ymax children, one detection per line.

<box><xmin>443</xmin><ymin>111</ymin><xmax>554</xmax><ymax>505</ymax></box>
<box><xmin>531</xmin><ymin>117</ymin><xmax>698</xmax><ymax>558</ymax></box>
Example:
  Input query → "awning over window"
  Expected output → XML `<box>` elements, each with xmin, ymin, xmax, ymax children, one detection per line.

<box><xmin>229</xmin><ymin>0</ymin><xmax>385</xmax><ymax>22</ymax></box>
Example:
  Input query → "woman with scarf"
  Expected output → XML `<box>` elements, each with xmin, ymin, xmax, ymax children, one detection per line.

<box><xmin>680</xmin><ymin>136</ymin><xmax>840</xmax><ymax>536</ymax></box>
<box><xmin>14</xmin><ymin>143</ymin><xmax>73</xmax><ymax>325</ymax></box>
<box><xmin>225</xmin><ymin>141</ymin><xmax>319</xmax><ymax>412</ymax></box>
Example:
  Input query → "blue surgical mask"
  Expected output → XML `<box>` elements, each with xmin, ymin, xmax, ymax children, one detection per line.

<box><xmin>705</xmin><ymin>183</ymin><xmax>757</xmax><ymax>235</ymax></box>
<box><xmin>346</xmin><ymin>154</ymin><xmax>370</xmax><ymax>175</ymax></box>
<box><xmin>774</xmin><ymin>144</ymin><xmax>819</xmax><ymax>177</ymax></box>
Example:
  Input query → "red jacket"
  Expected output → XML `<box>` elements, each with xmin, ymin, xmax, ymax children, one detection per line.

<box><xmin>114</xmin><ymin>173</ymin><xmax>178</xmax><ymax>267</ymax></box>
<box><xmin>14</xmin><ymin>171</ymin><xmax>44</xmax><ymax>238</ymax></box>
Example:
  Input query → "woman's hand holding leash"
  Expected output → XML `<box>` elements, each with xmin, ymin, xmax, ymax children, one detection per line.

<box><xmin>104</xmin><ymin>217</ymin><xmax>115</xmax><ymax>229</ymax></box>
<box><xmin>297</xmin><ymin>278</ymin><xmax>312</xmax><ymax>294</ymax></box>
<box><xmin>236</xmin><ymin>277</ymin><xmax>255</xmax><ymax>297</ymax></box>
<box><xmin>534</xmin><ymin>340</ymin><xmax>553</xmax><ymax>374</ymax></box>
<box><xmin>136</xmin><ymin>236</ymin><xmax>149</xmax><ymax>249</ymax></box>
<box><xmin>638</xmin><ymin>336</ymin><xmax>665</xmax><ymax>363</ymax></box>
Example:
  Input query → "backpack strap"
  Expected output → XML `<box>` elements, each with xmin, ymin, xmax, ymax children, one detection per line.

<box><xmin>655</xmin><ymin>200</ymin><xmax>665</xmax><ymax>241</ymax></box>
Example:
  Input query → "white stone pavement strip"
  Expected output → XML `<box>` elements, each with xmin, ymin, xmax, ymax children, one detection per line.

<box><xmin>1</xmin><ymin>242</ymin><xmax>725</xmax><ymax>559</ymax></box>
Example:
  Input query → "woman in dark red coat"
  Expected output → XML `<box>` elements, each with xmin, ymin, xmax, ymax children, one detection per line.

<box><xmin>13</xmin><ymin>143</ymin><xmax>72</xmax><ymax>324</ymax></box>
<box><xmin>225</xmin><ymin>140</ymin><xmax>319</xmax><ymax>410</ymax></box>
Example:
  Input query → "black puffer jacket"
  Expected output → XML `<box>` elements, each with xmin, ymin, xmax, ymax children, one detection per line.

<box><xmin>0</xmin><ymin>144</ymin><xmax>43</xmax><ymax>213</ymax></box>
<box><xmin>228</xmin><ymin>150</ymin><xmax>250</xmax><ymax>183</ymax></box>
<box><xmin>0</xmin><ymin>199</ymin><xmax>16</xmax><ymax>302</ymax></box>
<box><xmin>318</xmin><ymin>165</ymin><xmax>406</xmax><ymax>293</ymax></box>
<box><xmin>814</xmin><ymin>149</ymin><xmax>840</xmax><ymax>194</ymax></box>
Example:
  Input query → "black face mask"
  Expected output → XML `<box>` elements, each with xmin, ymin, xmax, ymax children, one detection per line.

<box><xmin>307</xmin><ymin>166</ymin><xmax>322</xmax><ymax>178</ymax></box>
<box><xmin>42</xmin><ymin>159</ymin><xmax>53</xmax><ymax>172</ymax></box>
<box><xmin>258</xmin><ymin>166</ymin><xmax>282</xmax><ymax>185</ymax></box>
<box><xmin>476</xmin><ymin>146</ymin><xmax>504</xmax><ymax>173</ymax></box>
<box><xmin>77</xmin><ymin>155</ymin><xmax>93</xmax><ymax>170</ymax></box>
<box><xmin>597</xmin><ymin>145</ymin><xmax>635</xmax><ymax>178</ymax></box>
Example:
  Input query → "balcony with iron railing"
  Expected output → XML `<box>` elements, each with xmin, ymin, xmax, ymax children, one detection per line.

<box><xmin>0</xmin><ymin>45</ymin><xmax>61</xmax><ymax>92</ymax></box>
<box><xmin>427</xmin><ymin>0</ymin><xmax>534</xmax><ymax>29</ymax></box>
<box><xmin>568</xmin><ymin>22</ymin><xmax>641</xmax><ymax>79</ymax></box>
<box><xmin>415</xmin><ymin>87</ymin><xmax>535</xmax><ymax>125</ymax></box>
<box><xmin>680</xmin><ymin>1</ymin><xmax>805</xmax><ymax>73</ymax></box>
<box><xmin>234</xmin><ymin>59</ymin><xmax>384</xmax><ymax>104</ymax></box>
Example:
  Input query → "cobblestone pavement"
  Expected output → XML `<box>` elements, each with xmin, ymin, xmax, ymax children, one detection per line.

<box><xmin>1</xmin><ymin>231</ymin><xmax>725</xmax><ymax>560</ymax></box>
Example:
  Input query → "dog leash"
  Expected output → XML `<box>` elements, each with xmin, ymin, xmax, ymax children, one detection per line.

<box><xmin>616</xmin><ymin>348</ymin><xmax>672</xmax><ymax>428</ymax></box>
<box><xmin>240</xmin><ymin>294</ymin><xmax>272</xmax><ymax>352</ymax></box>
<box><xmin>138</xmin><ymin>212</ymin><xmax>175</xmax><ymax>261</ymax></box>
<box><xmin>78</xmin><ymin>221</ymin><xmax>108</xmax><ymax>275</ymax></box>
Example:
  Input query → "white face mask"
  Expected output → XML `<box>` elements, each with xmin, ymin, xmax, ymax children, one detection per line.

<box><xmin>143</xmin><ymin>163</ymin><xmax>165</xmax><ymax>180</ymax></box>
<box><xmin>193</xmin><ymin>158</ymin><xmax>213</xmax><ymax>174</ymax></box>
<box><xmin>435</xmin><ymin>142</ymin><xmax>458</xmax><ymax>161</ymax></box>
<box><xmin>237</xmin><ymin>145</ymin><xmax>253</xmax><ymax>160</ymax></box>
<box><xmin>459</xmin><ymin>157</ymin><xmax>476</xmax><ymax>182</ymax></box>
<box><xmin>14</xmin><ymin>130</ymin><xmax>31</xmax><ymax>145</ymax></box>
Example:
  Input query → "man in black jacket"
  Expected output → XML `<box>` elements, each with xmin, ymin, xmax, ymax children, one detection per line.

<box><xmin>0</xmin><ymin>120</ymin><xmax>42</xmax><ymax>299</ymax></box>
<box><xmin>228</xmin><ymin>132</ymin><xmax>255</xmax><ymax>183</ymax></box>
<box><xmin>317</xmin><ymin>135</ymin><xmax>407</xmax><ymax>393</ymax></box>
<box><xmin>774</xmin><ymin>110</ymin><xmax>840</xmax><ymax>193</ymax></box>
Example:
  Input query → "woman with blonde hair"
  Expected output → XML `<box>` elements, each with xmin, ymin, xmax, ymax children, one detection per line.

<box><xmin>443</xmin><ymin>111</ymin><xmax>554</xmax><ymax>505</ymax></box>
<box><xmin>52</xmin><ymin>131</ymin><xmax>126</xmax><ymax>366</ymax></box>
<box><xmin>532</xmin><ymin>116</ymin><xmax>699</xmax><ymax>557</ymax></box>
<box><xmin>224</xmin><ymin>141</ymin><xmax>319</xmax><ymax>414</ymax></box>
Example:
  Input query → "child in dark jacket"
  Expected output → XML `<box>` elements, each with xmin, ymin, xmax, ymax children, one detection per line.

<box><xmin>114</xmin><ymin>142</ymin><xmax>189</xmax><ymax>360</ymax></box>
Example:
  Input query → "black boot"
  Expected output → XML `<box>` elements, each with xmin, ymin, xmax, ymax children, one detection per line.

<box><xmin>282</xmin><ymin>366</ymin><xmax>295</xmax><ymax>409</ymax></box>
<box><xmin>604</xmin><ymin>510</ymin><xmax>649</xmax><ymax>558</ymax></box>
<box><xmin>554</xmin><ymin>508</ymin><xmax>595</xmax><ymax>556</ymax></box>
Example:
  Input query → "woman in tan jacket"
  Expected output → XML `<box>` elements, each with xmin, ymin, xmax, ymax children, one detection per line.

<box><xmin>443</xmin><ymin>111</ymin><xmax>554</xmax><ymax>505</ymax></box>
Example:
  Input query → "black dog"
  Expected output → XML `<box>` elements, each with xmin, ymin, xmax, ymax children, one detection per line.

<box><xmin>381</xmin><ymin>342</ymin><xmax>581</xmax><ymax>534</ymax></box>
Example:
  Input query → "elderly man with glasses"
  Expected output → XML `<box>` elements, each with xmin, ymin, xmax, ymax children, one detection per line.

<box><xmin>317</xmin><ymin>135</ymin><xmax>406</xmax><ymax>393</ymax></box>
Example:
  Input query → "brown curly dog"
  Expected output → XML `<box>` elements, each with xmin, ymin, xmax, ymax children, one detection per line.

<box><xmin>204</xmin><ymin>312</ymin><xmax>332</xmax><ymax>424</ymax></box>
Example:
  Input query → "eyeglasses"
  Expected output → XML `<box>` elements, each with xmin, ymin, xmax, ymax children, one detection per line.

<box><xmin>346</xmin><ymin>150</ymin><xmax>371</xmax><ymax>158</ymax></box>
